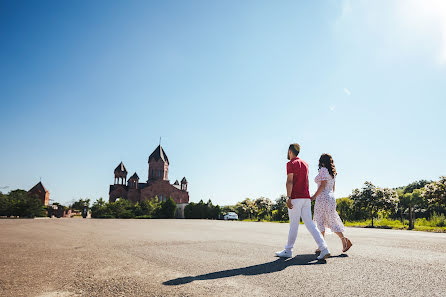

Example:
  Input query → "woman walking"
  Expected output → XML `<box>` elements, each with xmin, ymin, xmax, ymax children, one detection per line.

<box><xmin>311</xmin><ymin>154</ymin><xmax>352</xmax><ymax>253</ymax></box>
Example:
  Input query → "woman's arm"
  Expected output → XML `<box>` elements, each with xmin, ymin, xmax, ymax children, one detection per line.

<box><xmin>333</xmin><ymin>181</ymin><xmax>336</xmax><ymax>192</ymax></box>
<box><xmin>311</xmin><ymin>180</ymin><xmax>327</xmax><ymax>200</ymax></box>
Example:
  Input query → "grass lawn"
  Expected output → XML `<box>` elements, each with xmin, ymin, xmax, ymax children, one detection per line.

<box><xmin>344</xmin><ymin>218</ymin><xmax>446</xmax><ymax>233</ymax></box>
<box><xmin>242</xmin><ymin>218</ymin><xmax>446</xmax><ymax>233</ymax></box>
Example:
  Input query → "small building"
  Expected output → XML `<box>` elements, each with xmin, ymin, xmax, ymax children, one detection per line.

<box><xmin>28</xmin><ymin>182</ymin><xmax>49</xmax><ymax>206</ymax></box>
<box><xmin>109</xmin><ymin>145</ymin><xmax>189</xmax><ymax>218</ymax></box>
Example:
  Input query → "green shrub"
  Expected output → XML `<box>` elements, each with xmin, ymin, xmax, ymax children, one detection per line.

<box><xmin>156</xmin><ymin>197</ymin><xmax>176</xmax><ymax>219</ymax></box>
<box><xmin>416</xmin><ymin>212</ymin><xmax>446</xmax><ymax>227</ymax></box>
<box><xmin>135</xmin><ymin>215</ymin><xmax>153</xmax><ymax>219</ymax></box>
<box><xmin>184</xmin><ymin>199</ymin><xmax>221</xmax><ymax>219</ymax></box>
<box><xmin>1</xmin><ymin>190</ymin><xmax>46</xmax><ymax>218</ymax></box>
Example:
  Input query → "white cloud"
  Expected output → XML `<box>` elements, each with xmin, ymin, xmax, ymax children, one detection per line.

<box><xmin>335</xmin><ymin>0</ymin><xmax>446</xmax><ymax>64</ymax></box>
<box><xmin>344</xmin><ymin>88</ymin><xmax>351</xmax><ymax>96</ymax></box>
<box><xmin>329</xmin><ymin>105</ymin><xmax>336</xmax><ymax>111</ymax></box>
<box><xmin>398</xmin><ymin>0</ymin><xmax>446</xmax><ymax>63</ymax></box>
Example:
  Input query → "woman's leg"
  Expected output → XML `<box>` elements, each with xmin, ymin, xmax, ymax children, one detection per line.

<box><xmin>334</xmin><ymin>232</ymin><xmax>348</xmax><ymax>250</ymax></box>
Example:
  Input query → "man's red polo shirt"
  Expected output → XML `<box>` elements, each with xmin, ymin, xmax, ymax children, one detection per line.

<box><xmin>287</xmin><ymin>157</ymin><xmax>310</xmax><ymax>199</ymax></box>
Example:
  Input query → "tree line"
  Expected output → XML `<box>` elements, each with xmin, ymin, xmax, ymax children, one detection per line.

<box><xmin>204</xmin><ymin>176</ymin><xmax>446</xmax><ymax>229</ymax></box>
<box><xmin>90</xmin><ymin>197</ymin><xmax>177</xmax><ymax>219</ymax></box>
<box><xmin>0</xmin><ymin>190</ymin><xmax>46</xmax><ymax>218</ymax></box>
<box><xmin>2</xmin><ymin>176</ymin><xmax>444</xmax><ymax>225</ymax></box>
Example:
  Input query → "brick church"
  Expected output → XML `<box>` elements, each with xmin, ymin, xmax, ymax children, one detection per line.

<box><xmin>28</xmin><ymin>182</ymin><xmax>50</xmax><ymax>206</ymax></box>
<box><xmin>109</xmin><ymin>145</ymin><xmax>189</xmax><ymax>216</ymax></box>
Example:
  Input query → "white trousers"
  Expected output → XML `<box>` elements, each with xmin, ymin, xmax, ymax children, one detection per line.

<box><xmin>285</xmin><ymin>198</ymin><xmax>327</xmax><ymax>251</ymax></box>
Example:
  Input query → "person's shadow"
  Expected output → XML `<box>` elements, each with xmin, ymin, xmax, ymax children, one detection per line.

<box><xmin>163</xmin><ymin>254</ymin><xmax>348</xmax><ymax>286</ymax></box>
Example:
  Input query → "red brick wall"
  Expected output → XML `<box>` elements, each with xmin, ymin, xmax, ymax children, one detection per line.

<box><xmin>28</xmin><ymin>188</ymin><xmax>49</xmax><ymax>206</ymax></box>
<box><xmin>127</xmin><ymin>189</ymin><xmax>141</xmax><ymax>203</ymax></box>
<box><xmin>140</xmin><ymin>180</ymin><xmax>189</xmax><ymax>204</ymax></box>
<box><xmin>109</xmin><ymin>185</ymin><xmax>128</xmax><ymax>202</ymax></box>
<box><xmin>148</xmin><ymin>160</ymin><xmax>168</xmax><ymax>181</ymax></box>
<box><xmin>109</xmin><ymin>179</ymin><xmax>189</xmax><ymax>204</ymax></box>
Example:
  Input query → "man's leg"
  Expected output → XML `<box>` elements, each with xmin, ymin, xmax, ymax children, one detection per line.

<box><xmin>300</xmin><ymin>199</ymin><xmax>328</xmax><ymax>251</ymax></box>
<box><xmin>284</xmin><ymin>199</ymin><xmax>304</xmax><ymax>251</ymax></box>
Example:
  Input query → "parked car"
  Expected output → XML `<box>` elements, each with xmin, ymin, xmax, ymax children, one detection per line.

<box><xmin>224</xmin><ymin>212</ymin><xmax>238</xmax><ymax>221</ymax></box>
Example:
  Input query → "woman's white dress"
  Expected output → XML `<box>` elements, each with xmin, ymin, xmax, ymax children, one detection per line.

<box><xmin>313</xmin><ymin>167</ymin><xmax>345</xmax><ymax>233</ymax></box>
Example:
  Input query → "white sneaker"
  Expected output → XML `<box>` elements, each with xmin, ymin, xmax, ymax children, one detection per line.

<box><xmin>317</xmin><ymin>248</ymin><xmax>330</xmax><ymax>260</ymax></box>
<box><xmin>275</xmin><ymin>249</ymin><xmax>292</xmax><ymax>258</ymax></box>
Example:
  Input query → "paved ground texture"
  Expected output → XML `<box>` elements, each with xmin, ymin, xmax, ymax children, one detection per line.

<box><xmin>0</xmin><ymin>219</ymin><xmax>445</xmax><ymax>297</ymax></box>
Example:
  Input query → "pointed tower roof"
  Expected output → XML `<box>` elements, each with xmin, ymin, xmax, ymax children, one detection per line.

<box><xmin>29</xmin><ymin>181</ymin><xmax>49</xmax><ymax>194</ymax></box>
<box><xmin>129</xmin><ymin>172</ymin><xmax>139</xmax><ymax>180</ymax></box>
<box><xmin>173</xmin><ymin>180</ymin><xmax>179</xmax><ymax>185</ymax></box>
<box><xmin>181</xmin><ymin>177</ymin><xmax>188</xmax><ymax>184</ymax></box>
<box><xmin>148</xmin><ymin>145</ymin><xmax>169</xmax><ymax>164</ymax></box>
<box><xmin>114</xmin><ymin>162</ymin><xmax>127</xmax><ymax>174</ymax></box>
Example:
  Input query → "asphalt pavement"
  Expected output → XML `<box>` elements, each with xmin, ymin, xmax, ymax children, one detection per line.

<box><xmin>1</xmin><ymin>219</ymin><xmax>445</xmax><ymax>297</ymax></box>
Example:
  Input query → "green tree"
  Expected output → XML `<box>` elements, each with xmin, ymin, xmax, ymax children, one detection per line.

<box><xmin>350</xmin><ymin>182</ymin><xmax>398</xmax><ymax>227</ymax></box>
<box><xmin>255</xmin><ymin>197</ymin><xmax>272</xmax><ymax>220</ymax></box>
<box><xmin>272</xmin><ymin>195</ymin><xmax>288</xmax><ymax>222</ymax></box>
<box><xmin>206</xmin><ymin>200</ymin><xmax>221</xmax><ymax>219</ymax></box>
<box><xmin>235</xmin><ymin>198</ymin><xmax>257</xmax><ymax>220</ymax></box>
<box><xmin>71</xmin><ymin>198</ymin><xmax>90</xmax><ymax>211</ymax></box>
<box><xmin>221</xmin><ymin>205</ymin><xmax>236</xmax><ymax>214</ymax></box>
<box><xmin>336</xmin><ymin>197</ymin><xmax>353</xmax><ymax>223</ymax></box>
<box><xmin>184</xmin><ymin>202</ymin><xmax>197</xmax><ymax>219</ymax></box>
<box><xmin>0</xmin><ymin>192</ymin><xmax>11</xmax><ymax>216</ymax></box>
<box><xmin>140</xmin><ymin>199</ymin><xmax>156</xmax><ymax>214</ymax></box>
<box><xmin>108</xmin><ymin>198</ymin><xmax>135</xmax><ymax>218</ymax></box>
<box><xmin>91</xmin><ymin>198</ymin><xmax>114</xmax><ymax>218</ymax></box>
<box><xmin>400</xmin><ymin>189</ymin><xmax>424</xmax><ymax>229</ymax></box>
<box><xmin>6</xmin><ymin>190</ymin><xmax>46</xmax><ymax>218</ymax></box>
<box><xmin>404</xmin><ymin>180</ymin><xmax>431</xmax><ymax>195</ymax></box>
<box><xmin>423</xmin><ymin>177</ymin><xmax>446</xmax><ymax>213</ymax></box>
<box><xmin>184</xmin><ymin>199</ymin><xmax>221</xmax><ymax>219</ymax></box>
<box><xmin>156</xmin><ymin>197</ymin><xmax>176</xmax><ymax>219</ymax></box>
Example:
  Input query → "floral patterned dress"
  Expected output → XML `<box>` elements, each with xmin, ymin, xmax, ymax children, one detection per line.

<box><xmin>313</xmin><ymin>167</ymin><xmax>345</xmax><ymax>233</ymax></box>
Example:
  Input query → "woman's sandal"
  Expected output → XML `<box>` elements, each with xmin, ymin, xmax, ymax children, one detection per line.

<box><xmin>342</xmin><ymin>237</ymin><xmax>352</xmax><ymax>253</ymax></box>
<box><xmin>315</xmin><ymin>249</ymin><xmax>321</xmax><ymax>254</ymax></box>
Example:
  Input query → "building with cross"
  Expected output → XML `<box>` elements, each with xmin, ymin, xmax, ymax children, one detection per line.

<box><xmin>28</xmin><ymin>181</ymin><xmax>50</xmax><ymax>206</ymax></box>
<box><xmin>109</xmin><ymin>145</ymin><xmax>189</xmax><ymax>217</ymax></box>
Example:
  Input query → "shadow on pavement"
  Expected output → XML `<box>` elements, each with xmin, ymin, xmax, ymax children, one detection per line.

<box><xmin>164</xmin><ymin>253</ymin><xmax>347</xmax><ymax>286</ymax></box>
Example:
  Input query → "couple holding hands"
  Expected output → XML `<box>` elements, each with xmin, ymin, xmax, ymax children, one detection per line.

<box><xmin>275</xmin><ymin>143</ymin><xmax>352</xmax><ymax>260</ymax></box>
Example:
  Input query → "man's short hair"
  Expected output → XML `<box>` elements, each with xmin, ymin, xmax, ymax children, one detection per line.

<box><xmin>289</xmin><ymin>143</ymin><xmax>300</xmax><ymax>156</ymax></box>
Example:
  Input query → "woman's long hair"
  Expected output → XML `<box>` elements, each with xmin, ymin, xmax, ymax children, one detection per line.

<box><xmin>319</xmin><ymin>153</ymin><xmax>337</xmax><ymax>178</ymax></box>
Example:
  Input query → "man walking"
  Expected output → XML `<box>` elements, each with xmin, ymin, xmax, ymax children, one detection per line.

<box><xmin>275</xmin><ymin>143</ymin><xmax>330</xmax><ymax>260</ymax></box>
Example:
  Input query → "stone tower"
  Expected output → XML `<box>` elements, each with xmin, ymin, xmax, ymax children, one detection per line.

<box><xmin>148</xmin><ymin>145</ymin><xmax>169</xmax><ymax>182</ymax></box>
<box><xmin>114</xmin><ymin>162</ymin><xmax>128</xmax><ymax>185</ymax></box>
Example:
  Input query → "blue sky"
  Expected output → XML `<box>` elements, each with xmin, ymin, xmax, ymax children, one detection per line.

<box><xmin>1</xmin><ymin>0</ymin><xmax>445</xmax><ymax>206</ymax></box>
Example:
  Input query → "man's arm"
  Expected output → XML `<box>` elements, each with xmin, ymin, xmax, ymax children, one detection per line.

<box><xmin>286</xmin><ymin>173</ymin><xmax>294</xmax><ymax>209</ymax></box>
<box><xmin>311</xmin><ymin>180</ymin><xmax>327</xmax><ymax>200</ymax></box>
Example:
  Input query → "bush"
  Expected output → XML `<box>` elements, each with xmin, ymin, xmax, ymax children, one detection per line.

<box><xmin>91</xmin><ymin>197</ymin><xmax>177</xmax><ymax>219</ymax></box>
<box><xmin>271</xmin><ymin>196</ymin><xmax>288</xmax><ymax>222</ymax></box>
<box><xmin>184</xmin><ymin>199</ymin><xmax>221</xmax><ymax>219</ymax></box>
<box><xmin>416</xmin><ymin>212</ymin><xmax>446</xmax><ymax>227</ymax></box>
<box><xmin>0</xmin><ymin>190</ymin><xmax>46</xmax><ymax>218</ymax></box>
<box><xmin>156</xmin><ymin>197</ymin><xmax>177</xmax><ymax>219</ymax></box>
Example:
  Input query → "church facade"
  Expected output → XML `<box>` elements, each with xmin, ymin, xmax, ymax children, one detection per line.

<box><xmin>109</xmin><ymin>145</ymin><xmax>189</xmax><ymax>217</ymax></box>
<box><xmin>28</xmin><ymin>182</ymin><xmax>50</xmax><ymax>206</ymax></box>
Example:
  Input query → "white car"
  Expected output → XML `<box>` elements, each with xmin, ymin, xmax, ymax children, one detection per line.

<box><xmin>224</xmin><ymin>212</ymin><xmax>238</xmax><ymax>221</ymax></box>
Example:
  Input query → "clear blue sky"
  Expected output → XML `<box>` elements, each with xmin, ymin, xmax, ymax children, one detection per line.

<box><xmin>1</xmin><ymin>0</ymin><xmax>445</xmax><ymax>206</ymax></box>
